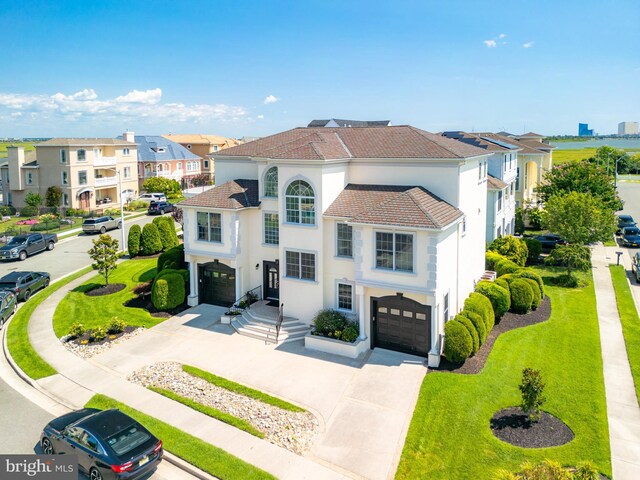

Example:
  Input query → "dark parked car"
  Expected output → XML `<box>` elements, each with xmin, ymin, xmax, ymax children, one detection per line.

<box><xmin>532</xmin><ymin>234</ymin><xmax>567</xmax><ymax>253</ymax></box>
<box><xmin>622</xmin><ymin>226</ymin><xmax>640</xmax><ymax>248</ymax></box>
<box><xmin>83</xmin><ymin>216</ymin><xmax>122</xmax><ymax>235</ymax></box>
<box><xmin>632</xmin><ymin>253</ymin><xmax>640</xmax><ymax>283</ymax></box>
<box><xmin>41</xmin><ymin>408</ymin><xmax>163</xmax><ymax>480</ymax></box>
<box><xmin>147</xmin><ymin>201</ymin><xmax>174</xmax><ymax>215</ymax></box>
<box><xmin>0</xmin><ymin>291</ymin><xmax>17</xmax><ymax>328</ymax></box>
<box><xmin>0</xmin><ymin>271</ymin><xmax>50</xmax><ymax>301</ymax></box>
<box><xmin>0</xmin><ymin>232</ymin><xmax>58</xmax><ymax>261</ymax></box>
<box><xmin>617</xmin><ymin>215</ymin><xmax>636</xmax><ymax>235</ymax></box>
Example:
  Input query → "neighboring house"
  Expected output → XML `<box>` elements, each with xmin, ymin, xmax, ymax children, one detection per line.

<box><xmin>307</xmin><ymin>118</ymin><xmax>391</xmax><ymax>127</ymax></box>
<box><xmin>179</xmin><ymin>125</ymin><xmax>492</xmax><ymax>366</ymax></box>
<box><xmin>1</xmin><ymin>137</ymin><xmax>138</xmax><ymax>210</ymax></box>
<box><xmin>162</xmin><ymin>134</ymin><xmax>242</xmax><ymax>184</ymax></box>
<box><xmin>441</xmin><ymin>131</ymin><xmax>518</xmax><ymax>242</ymax></box>
<box><xmin>123</xmin><ymin>133</ymin><xmax>202</xmax><ymax>191</ymax></box>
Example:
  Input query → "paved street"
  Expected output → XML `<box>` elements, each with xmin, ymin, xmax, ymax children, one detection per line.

<box><xmin>0</xmin><ymin>215</ymin><xmax>171</xmax><ymax>281</ymax></box>
<box><xmin>615</xmin><ymin>181</ymin><xmax>640</xmax><ymax>264</ymax></box>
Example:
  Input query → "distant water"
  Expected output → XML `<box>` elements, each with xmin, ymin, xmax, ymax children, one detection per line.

<box><xmin>551</xmin><ymin>138</ymin><xmax>640</xmax><ymax>150</ymax></box>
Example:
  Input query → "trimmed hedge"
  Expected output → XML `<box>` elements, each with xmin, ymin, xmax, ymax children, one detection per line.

<box><xmin>462</xmin><ymin>310</ymin><xmax>487</xmax><ymax>345</ymax></box>
<box><xmin>510</xmin><ymin>279</ymin><xmax>534</xmax><ymax>314</ymax></box>
<box><xmin>454</xmin><ymin>314</ymin><xmax>479</xmax><ymax>355</ymax></box>
<box><xmin>153</xmin><ymin>216</ymin><xmax>179</xmax><ymax>251</ymax></box>
<box><xmin>140</xmin><ymin>223</ymin><xmax>163</xmax><ymax>255</ymax></box>
<box><xmin>31</xmin><ymin>220</ymin><xmax>61</xmax><ymax>231</ymax></box>
<box><xmin>486</xmin><ymin>251</ymin><xmax>523</xmax><ymax>277</ymax></box>
<box><xmin>151</xmin><ymin>278</ymin><xmax>169</xmax><ymax>310</ymax></box>
<box><xmin>523</xmin><ymin>238</ymin><xmax>542</xmax><ymax>265</ymax></box>
<box><xmin>464</xmin><ymin>292</ymin><xmax>495</xmax><ymax>333</ymax></box>
<box><xmin>152</xmin><ymin>273</ymin><xmax>185</xmax><ymax>310</ymax></box>
<box><xmin>128</xmin><ymin>224</ymin><xmax>141</xmax><ymax>258</ymax></box>
<box><xmin>444</xmin><ymin>320</ymin><xmax>473</xmax><ymax>363</ymax></box>
<box><xmin>495</xmin><ymin>277</ymin><xmax>510</xmax><ymax>293</ymax></box>
<box><xmin>158</xmin><ymin>244</ymin><xmax>185</xmax><ymax>273</ymax></box>
<box><xmin>485</xmin><ymin>251</ymin><xmax>504</xmax><ymax>270</ymax></box>
<box><xmin>514</xmin><ymin>270</ymin><xmax>545</xmax><ymax>298</ymax></box>
<box><xmin>20</xmin><ymin>205</ymin><xmax>38</xmax><ymax>217</ymax></box>
<box><xmin>475</xmin><ymin>280</ymin><xmax>510</xmax><ymax>319</ymax></box>
<box><xmin>487</xmin><ymin>235</ymin><xmax>528</xmax><ymax>267</ymax></box>
<box><xmin>523</xmin><ymin>278</ymin><xmax>541</xmax><ymax>310</ymax></box>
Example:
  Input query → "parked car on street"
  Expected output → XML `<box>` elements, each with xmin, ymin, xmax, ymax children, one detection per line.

<box><xmin>147</xmin><ymin>201</ymin><xmax>174</xmax><ymax>215</ymax></box>
<box><xmin>632</xmin><ymin>253</ymin><xmax>640</xmax><ymax>283</ymax></box>
<box><xmin>0</xmin><ymin>271</ymin><xmax>50</xmax><ymax>301</ymax></box>
<box><xmin>617</xmin><ymin>214</ymin><xmax>636</xmax><ymax>235</ymax></box>
<box><xmin>41</xmin><ymin>408</ymin><xmax>163</xmax><ymax>480</ymax></box>
<box><xmin>136</xmin><ymin>193</ymin><xmax>167</xmax><ymax>203</ymax></box>
<box><xmin>0</xmin><ymin>291</ymin><xmax>17</xmax><ymax>328</ymax></box>
<box><xmin>532</xmin><ymin>234</ymin><xmax>567</xmax><ymax>253</ymax></box>
<box><xmin>83</xmin><ymin>216</ymin><xmax>122</xmax><ymax>235</ymax></box>
<box><xmin>621</xmin><ymin>226</ymin><xmax>640</xmax><ymax>248</ymax></box>
<box><xmin>0</xmin><ymin>232</ymin><xmax>58</xmax><ymax>261</ymax></box>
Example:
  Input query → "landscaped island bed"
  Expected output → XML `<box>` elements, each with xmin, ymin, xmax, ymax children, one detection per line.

<box><xmin>396</xmin><ymin>268</ymin><xmax>611</xmax><ymax>479</ymax></box>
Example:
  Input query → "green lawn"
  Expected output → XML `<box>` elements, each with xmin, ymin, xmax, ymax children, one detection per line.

<box><xmin>85</xmin><ymin>395</ymin><xmax>276</xmax><ymax>480</ymax></box>
<box><xmin>0</xmin><ymin>141</ymin><xmax>35</xmax><ymax>157</ymax></box>
<box><xmin>6</xmin><ymin>267</ymin><xmax>92</xmax><ymax>379</ymax></box>
<box><xmin>396</xmin><ymin>268</ymin><xmax>611</xmax><ymax>479</ymax></box>
<box><xmin>183</xmin><ymin>365</ymin><xmax>305</xmax><ymax>412</ymax></box>
<box><xmin>53</xmin><ymin>258</ymin><xmax>162</xmax><ymax>338</ymax></box>
<box><xmin>609</xmin><ymin>265</ymin><xmax>640</xmax><ymax>402</ymax></box>
<box><xmin>553</xmin><ymin>148</ymin><xmax>639</xmax><ymax>165</ymax></box>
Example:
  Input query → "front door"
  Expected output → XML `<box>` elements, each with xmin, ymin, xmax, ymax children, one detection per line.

<box><xmin>79</xmin><ymin>191</ymin><xmax>90</xmax><ymax>209</ymax></box>
<box><xmin>263</xmin><ymin>261</ymin><xmax>279</xmax><ymax>301</ymax></box>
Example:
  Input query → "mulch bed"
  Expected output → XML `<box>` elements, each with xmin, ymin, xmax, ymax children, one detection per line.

<box><xmin>124</xmin><ymin>294</ymin><xmax>188</xmax><ymax>318</ymax></box>
<box><xmin>69</xmin><ymin>326</ymin><xmax>139</xmax><ymax>346</ymax></box>
<box><xmin>84</xmin><ymin>283</ymin><xmax>126</xmax><ymax>296</ymax></box>
<box><xmin>436</xmin><ymin>296</ymin><xmax>551</xmax><ymax>374</ymax></box>
<box><xmin>490</xmin><ymin>407</ymin><xmax>574</xmax><ymax>448</ymax></box>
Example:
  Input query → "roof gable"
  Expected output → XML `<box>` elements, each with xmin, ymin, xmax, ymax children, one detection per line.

<box><xmin>131</xmin><ymin>135</ymin><xmax>201</xmax><ymax>162</ymax></box>
<box><xmin>178</xmin><ymin>179</ymin><xmax>259</xmax><ymax>209</ymax></box>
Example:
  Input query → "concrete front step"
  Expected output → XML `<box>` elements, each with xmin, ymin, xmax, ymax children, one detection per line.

<box><xmin>231</xmin><ymin>310</ymin><xmax>310</xmax><ymax>344</ymax></box>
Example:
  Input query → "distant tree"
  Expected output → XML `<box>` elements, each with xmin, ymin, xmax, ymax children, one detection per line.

<box><xmin>536</xmin><ymin>161</ymin><xmax>622</xmax><ymax>211</ymax></box>
<box><xmin>541</xmin><ymin>192</ymin><xmax>617</xmax><ymax>245</ymax></box>
<box><xmin>190</xmin><ymin>173</ymin><xmax>211</xmax><ymax>188</ymax></box>
<box><xmin>24</xmin><ymin>192</ymin><xmax>44</xmax><ymax>209</ymax></box>
<box><xmin>88</xmin><ymin>234</ymin><xmax>122</xmax><ymax>286</ymax></box>
<box><xmin>45</xmin><ymin>186</ymin><xmax>63</xmax><ymax>208</ymax></box>
<box><xmin>171</xmin><ymin>207</ymin><xmax>183</xmax><ymax>226</ymax></box>
<box><xmin>588</xmin><ymin>146</ymin><xmax>633</xmax><ymax>175</ymax></box>
<box><xmin>142</xmin><ymin>177</ymin><xmax>182</xmax><ymax>197</ymax></box>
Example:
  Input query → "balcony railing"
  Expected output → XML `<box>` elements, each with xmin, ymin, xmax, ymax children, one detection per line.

<box><xmin>95</xmin><ymin>176</ymin><xmax>117</xmax><ymax>187</ymax></box>
<box><xmin>143</xmin><ymin>171</ymin><xmax>198</xmax><ymax>180</ymax></box>
<box><xmin>94</xmin><ymin>156</ymin><xmax>117</xmax><ymax>167</ymax></box>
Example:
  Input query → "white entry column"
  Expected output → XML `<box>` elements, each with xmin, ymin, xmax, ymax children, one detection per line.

<box><xmin>187</xmin><ymin>260</ymin><xmax>198</xmax><ymax>306</ymax></box>
<box><xmin>356</xmin><ymin>285</ymin><xmax>367</xmax><ymax>340</ymax></box>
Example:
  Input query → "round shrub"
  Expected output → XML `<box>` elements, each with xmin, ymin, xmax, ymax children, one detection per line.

<box><xmin>340</xmin><ymin>322</ymin><xmax>359</xmax><ymax>343</ymax></box>
<box><xmin>475</xmin><ymin>280</ymin><xmax>510</xmax><ymax>319</ymax></box>
<box><xmin>90</xmin><ymin>326</ymin><xmax>107</xmax><ymax>342</ymax></box>
<box><xmin>128</xmin><ymin>224</ymin><xmax>141</xmax><ymax>258</ymax></box>
<box><xmin>488</xmin><ymin>235</ymin><xmax>528</xmax><ymax>267</ymax></box>
<box><xmin>523</xmin><ymin>238</ymin><xmax>542</xmax><ymax>265</ymax></box>
<box><xmin>140</xmin><ymin>223</ymin><xmax>163</xmax><ymax>255</ymax></box>
<box><xmin>0</xmin><ymin>205</ymin><xmax>16</xmax><ymax>216</ymax></box>
<box><xmin>495</xmin><ymin>277</ymin><xmax>510</xmax><ymax>294</ymax></box>
<box><xmin>464</xmin><ymin>292</ymin><xmax>495</xmax><ymax>333</ymax></box>
<box><xmin>444</xmin><ymin>320</ymin><xmax>473</xmax><ymax>364</ymax></box>
<box><xmin>523</xmin><ymin>278</ymin><xmax>541</xmax><ymax>310</ymax></box>
<box><xmin>462</xmin><ymin>310</ymin><xmax>486</xmax><ymax>345</ymax></box>
<box><xmin>156</xmin><ymin>268</ymin><xmax>189</xmax><ymax>295</ymax></box>
<box><xmin>68</xmin><ymin>322</ymin><xmax>85</xmax><ymax>339</ymax></box>
<box><xmin>154</xmin><ymin>216</ymin><xmax>179</xmax><ymax>251</ymax></box>
<box><xmin>313</xmin><ymin>309</ymin><xmax>350</xmax><ymax>338</ymax></box>
<box><xmin>510</xmin><ymin>279</ymin><xmax>534</xmax><ymax>314</ymax></box>
<box><xmin>454</xmin><ymin>314</ymin><xmax>479</xmax><ymax>354</ymax></box>
<box><xmin>151</xmin><ymin>278</ymin><xmax>170</xmax><ymax>310</ymax></box>
<box><xmin>107</xmin><ymin>316</ymin><xmax>126</xmax><ymax>334</ymax></box>
<box><xmin>494</xmin><ymin>257</ymin><xmax>523</xmax><ymax>277</ymax></box>
<box><xmin>514</xmin><ymin>270</ymin><xmax>544</xmax><ymax>298</ymax></box>
<box><xmin>486</xmin><ymin>251</ymin><xmax>504</xmax><ymax>271</ymax></box>
<box><xmin>158</xmin><ymin>244</ymin><xmax>185</xmax><ymax>272</ymax></box>
<box><xmin>20</xmin><ymin>205</ymin><xmax>38</xmax><ymax>217</ymax></box>
<box><xmin>164</xmin><ymin>272</ymin><xmax>186</xmax><ymax>309</ymax></box>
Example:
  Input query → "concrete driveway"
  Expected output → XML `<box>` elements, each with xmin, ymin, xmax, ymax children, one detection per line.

<box><xmin>92</xmin><ymin>305</ymin><xmax>427</xmax><ymax>480</ymax></box>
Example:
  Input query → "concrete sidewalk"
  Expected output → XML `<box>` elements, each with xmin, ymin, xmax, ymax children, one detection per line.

<box><xmin>591</xmin><ymin>245</ymin><xmax>640</xmax><ymax>479</ymax></box>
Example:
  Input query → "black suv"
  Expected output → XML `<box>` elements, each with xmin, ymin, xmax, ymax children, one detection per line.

<box><xmin>147</xmin><ymin>201</ymin><xmax>174</xmax><ymax>215</ymax></box>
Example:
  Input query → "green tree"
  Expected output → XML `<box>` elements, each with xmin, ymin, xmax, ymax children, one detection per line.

<box><xmin>140</xmin><ymin>223</ymin><xmax>163</xmax><ymax>255</ymax></box>
<box><xmin>541</xmin><ymin>191</ymin><xmax>617</xmax><ymax>245</ymax></box>
<box><xmin>45</xmin><ymin>186</ymin><xmax>62</xmax><ymax>208</ymax></box>
<box><xmin>128</xmin><ymin>224</ymin><xmax>141</xmax><ymax>258</ymax></box>
<box><xmin>589</xmin><ymin>145</ymin><xmax>633</xmax><ymax>175</ymax></box>
<box><xmin>518</xmin><ymin>368</ymin><xmax>546</xmax><ymax>422</ymax></box>
<box><xmin>142</xmin><ymin>177</ymin><xmax>182</xmax><ymax>197</ymax></box>
<box><xmin>24</xmin><ymin>191</ymin><xmax>44</xmax><ymax>209</ymax></box>
<box><xmin>536</xmin><ymin>161</ymin><xmax>622</xmax><ymax>211</ymax></box>
<box><xmin>87</xmin><ymin>234</ymin><xmax>122</xmax><ymax>286</ymax></box>
<box><xmin>487</xmin><ymin>236</ymin><xmax>528</xmax><ymax>267</ymax></box>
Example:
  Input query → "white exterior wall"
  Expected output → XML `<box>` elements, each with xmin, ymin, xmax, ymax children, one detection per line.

<box><xmin>213</xmin><ymin>158</ymin><xmax>258</xmax><ymax>185</ymax></box>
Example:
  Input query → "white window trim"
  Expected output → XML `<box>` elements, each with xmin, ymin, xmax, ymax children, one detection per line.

<box><xmin>373</xmin><ymin>229</ymin><xmax>416</xmax><ymax>274</ymax></box>
<box><xmin>335</xmin><ymin>222</ymin><xmax>354</xmax><ymax>259</ymax></box>
<box><xmin>262</xmin><ymin>166</ymin><xmax>279</xmax><ymax>199</ymax></box>
<box><xmin>284</xmin><ymin>248</ymin><xmax>318</xmax><ymax>283</ymax></box>
<box><xmin>61</xmin><ymin>171</ymin><xmax>69</xmax><ymax>185</ymax></box>
<box><xmin>335</xmin><ymin>280</ymin><xmax>355</xmax><ymax>313</ymax></box>
<box><xmin>196</xmin><ymin>211</ymin><xmax>223</xmax><ymax>244</ymax></box>
<box><xmin>262</xmin><ymin>211</ymin><xmax>279</xmax><ymax>247</ymax></box>
<box><xmin>443</xmin><ymin>290</ymin><xmax>450</xmax><ymax>322</ymax></box>
<box><xmin>77</xmin><ymin>149</ymin><xmax>87</xmax><ymax>162</ymax></box>
<box><xmin>123</xmin><ymin>148</ymin><xmax>130</xmax><ymax>156</ymax></box>
<box><xmin>283</xmin><ymin>176</ymin><xmax>317</xmax><ymax>226</ymax></box>
<box><xmin>60</xmin><ymin>149</ymin><xmax>67</xmax><ymax>164</ymax></box>
<box><xmin>123</xmin><ymin>166</ymin><xmax>131</xmax><ymax>179</ymax></box>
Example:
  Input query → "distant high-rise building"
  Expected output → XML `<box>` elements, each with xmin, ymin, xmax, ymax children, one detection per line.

<box><xmin>618</xmin><ymin>121</ymin><xmax>639</xmax><ymax>135</ymax></box>
<box><xmin>578</xmin><ymin>123</ymin><xmax>594</xmax><ymax>137</ymax></box>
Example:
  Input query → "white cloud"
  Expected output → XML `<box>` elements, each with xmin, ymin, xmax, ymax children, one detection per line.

<box><xmin>257</xmin><ymin>114</ymin><xmax>264</xmax><ymax>119</ymax></box>
<box><xmin>483</xmin><ymin>40</ymin><xmax>497</xmax><ymax>48</ymax></box>
<box><xmin>0</xmin><ymin>88</ymin><xmax>247</xmax><ymax>125</ymax></box>
<box><xmin>263</xmin><ymin>94</ymin><xmax>279</xmax><ymax>104</ymax></box>
<box><xmin>498</xmin><ymin>33</ymin><xmax>507</xmax><ymax>39</ymax></box>
<box><xmin>523</xmin><ymin>41</ymin><xmax>534</xmax><ymax>48</ymax></box>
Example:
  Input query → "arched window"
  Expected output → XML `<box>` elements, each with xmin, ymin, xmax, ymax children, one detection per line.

<box><xmin>285</xmin><ymin>180</ymin><xmax>315</xmax><ymax>225</ymax></box>
<box><xmin>264</xmin><ymin>167</ymin><xmax>278</xmax><ymax>198</ymax></box>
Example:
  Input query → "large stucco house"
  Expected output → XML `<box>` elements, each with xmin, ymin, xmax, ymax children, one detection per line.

<box><xmin>179</xmin><ymin>126</ymin><xmax>492</xmax><ymax>366</ymax></box>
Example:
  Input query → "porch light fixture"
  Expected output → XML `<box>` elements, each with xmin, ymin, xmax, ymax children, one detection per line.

<box><xmin>255</xmin><ymin>263</ymin><xmax>260</xmax><ymax>270</ymax></box>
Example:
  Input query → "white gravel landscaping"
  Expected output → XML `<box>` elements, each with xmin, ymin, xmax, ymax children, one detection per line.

<box><xmin>127</xmin><ymin>361</ymin><xmax>319</xmax><ymax>454</ymax></box>
<box><xmin>61</xmin><ymin>328</ymin><xmax>145</xmax><ymax>358</ymax></box>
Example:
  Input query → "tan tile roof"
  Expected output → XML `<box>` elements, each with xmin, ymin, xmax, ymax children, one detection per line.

<box><xmin>37</xmin><ymin>138</ymin><xmax>135</xmax><ymax>147</ymax></box>
<box><xmin>178</xmin><ymin>179</ymin><xmax>259</xmax><ymax>209</ymax></box>
<box><xmin>487</xmin><ymin>175</ymin><xmax>508</xmax><ymax>190</ymax></box>
<box><xmin>475</xmin><ymin>133</ymin><xmax>545</xmax><ymax>155</ymax></box>
<box><xmin>212</xmin><ymin>126</ymin><xmax>488</xmax><ymax>160</ymax></box>
<box><xmin>162</xmin><ymin>134</ymin><xmax>241</xmax><ymax>148</ymax></box>
<box><xmin>441</xmin><ymin>131</ymin><xmax>513</xmax><ymax>152</ymax></box>
<box><xmin>518</xmin><ymin>139</ymin><xmax>556</xmax><ymax>150</ymax></box>
<box><xmin>518</xmin><ymin>132</ymin><xmax>545</xmax><ymax>138</ymax></box>
<box><xmin>325</xmin><ymin>184</ymin><xmax>463</xmax><ymax>229</ymax></box>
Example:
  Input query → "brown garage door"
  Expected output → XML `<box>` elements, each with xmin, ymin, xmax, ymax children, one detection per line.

<box><xmin>372</xmin><ymin>295</ymin><xmax>431</xmax><ymax>357</ymax></box>
<box><xmin>198</xmin><ymin>262</ymin><xmax>236</xmax><ymax>307</ymax></box>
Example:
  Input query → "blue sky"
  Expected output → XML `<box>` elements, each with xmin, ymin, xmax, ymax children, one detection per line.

<box><xmin>1</xmin><ymin>0</ymin><xmax>638</xmax><ymax>138</ymax></box>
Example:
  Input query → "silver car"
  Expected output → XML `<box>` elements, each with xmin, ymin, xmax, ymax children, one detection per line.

<box><xmin>82</xmin><ymin>216</ymin><xmax>122</xmax><ymax>234</ymax></box>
